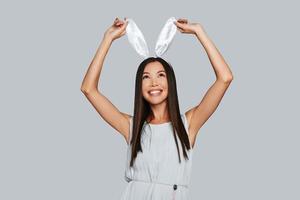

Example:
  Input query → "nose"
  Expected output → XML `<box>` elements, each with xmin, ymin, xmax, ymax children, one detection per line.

<box><xmin>151</xmin><ymin>78</ymin><xmax>158</xmax><ymax>86</ymax></box>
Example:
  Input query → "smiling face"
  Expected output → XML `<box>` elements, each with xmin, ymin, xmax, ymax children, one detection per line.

<box><xmin>142</xmin><ymin>61</ymin><xmax>169</xmax><ymax>105</ymax></box>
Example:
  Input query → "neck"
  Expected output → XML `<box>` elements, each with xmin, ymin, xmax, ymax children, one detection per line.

<box><xmin>147</xmin><ymin>102</ymin><xmax>169</xmax><ymax>123</ymax></box>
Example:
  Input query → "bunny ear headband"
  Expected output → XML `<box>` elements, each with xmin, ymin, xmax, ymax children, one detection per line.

<box><xmin>125</xmin><ymin>17</ymin><xmax>177</xmax><ymax>59</ymax></box>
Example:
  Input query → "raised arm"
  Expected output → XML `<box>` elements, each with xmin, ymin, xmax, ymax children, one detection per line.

<box><xmin>174</xmin><ymin>19</ymin><xmax>234</xmax><ymax>148</ymax></box>
<box><xmin>80</xmin><ymin>17</ymin><xmax>132</xmax><ymax>144</ymax></box>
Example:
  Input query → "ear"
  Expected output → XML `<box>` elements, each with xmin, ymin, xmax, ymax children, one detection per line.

<box><xmin>154</xmin><ymin>17</ymin><xmax>177</xmax><ymax>57</ymax></box>
<box><xmin>125</xmin><ymin>18</ymin><xmax>150</xmax><ymax>59</ymax></box>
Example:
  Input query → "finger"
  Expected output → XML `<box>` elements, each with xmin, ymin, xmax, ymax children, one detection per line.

<box><xmin>114</xmin><ymin>18</ymin><xmax>119</xmax><ymax>25</ymax></box>
<box><xmin>178</xmin><ymin>20</ymin><xmax>188</xmax><ymax>24</ymax></box>
<box><xmin>177</xmin><ymin>27</ymin><xmax>184</xmax><ymax>32</ymax></box>
<box><xmin>115</xmin><ymin>19</ymin><xmax>124</xmax><ymax>26</ymax></box>
<box><xmin>117</xmin><ymin>17</ymin><xmax>126</xmax><ymax>24</ymax></box>
<box><xmin>174</xmin><ymin>20</ymin><xmax>182</xmax><ymax>26</ymax></box>
<box><xmin>116</xmin><ymin>20</ymin><xmax>127</xmax><ymax>28</ymax></box>
<box><xmin>178</xmin><ymin>18</ymin><xmax>188</xmax><ymax>21</ymax></box>
<box><xmin>116</xmin><ymin>21</ymin><xmax>123</xmax><ymax>26</ymax></box>
<box><xmin>114</xmin><ymin>17</ymin><xmax>122</xmax><ymax>24</ymax></box>
<box><xmin>121</xmin><ymin>29</ymin><xmax>126</xmax><ymax>36</ymax></box>
<box><xmin>176</xmin><ymin>22</ymin><xmax>184</xmax><ymax>29</ymax></box>
<box><xmin>178</xmin><ymin>18</ymin><xmax>188</xmax><ymax>23</ymax></box>
<box><xmin>120</xmin><ymin>20</ymin><xmax>128</xmax><ymax>28</ymax></box>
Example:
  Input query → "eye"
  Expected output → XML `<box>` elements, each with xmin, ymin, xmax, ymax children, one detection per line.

<box><xmin>159</xmin><ymin>73</ymin><xmax>165</xmax><ymax>77</ymax></box>
<box><xmin>142</xmin><ymin>75</ymin><xmax>149</xmax><ymax>79</ymax></box>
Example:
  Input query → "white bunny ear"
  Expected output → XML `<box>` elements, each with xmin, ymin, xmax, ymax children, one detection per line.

<box><xmin>125</xmin><ymin>18</ymin><xmax>150</xmax><ymax>59</ymax></box>
<box><xmin>154</xmin><ymin>17</ymin><xmax>177</xmax><ymax>57</ymax></box>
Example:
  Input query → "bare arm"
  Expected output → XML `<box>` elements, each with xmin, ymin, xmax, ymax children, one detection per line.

<box><xmin>175</xmin><ymin>19</ymin><xmax>233</xmax><ymax>148</ymax></box>
<box><xmin>80</xmin><ymin>18</ymin><xmax>132</xmax><ymax>144</ymax></box>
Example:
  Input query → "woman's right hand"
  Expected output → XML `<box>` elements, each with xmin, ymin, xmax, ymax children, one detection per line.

<box><xmin>104</xmin><ymin>17</ymin><xmax>128</xmax><ymax>42</ymax></box>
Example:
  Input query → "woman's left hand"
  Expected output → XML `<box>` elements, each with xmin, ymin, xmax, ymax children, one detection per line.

<box><xmin>174</xmin><ymin>18</ymin><xmax>203</xmax><ymax>34</ymax></box>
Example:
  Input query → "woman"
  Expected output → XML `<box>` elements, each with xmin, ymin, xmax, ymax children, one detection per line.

<box><xmin>81</xmin><ymin>17</ymin><xmax>233</xmax><ymax>199</ymax></box>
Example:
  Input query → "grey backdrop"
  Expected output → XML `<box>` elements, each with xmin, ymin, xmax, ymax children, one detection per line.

<box><xmin>1</xmin><ymin>0</ymin><xmax>299</xmax><ymax>199</ymax></box>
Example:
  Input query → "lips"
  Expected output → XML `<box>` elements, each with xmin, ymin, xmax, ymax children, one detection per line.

<box><xmin>148</xmin><ymin>89</ymin><xmax>163</xmax><ymax>96</ymax></box>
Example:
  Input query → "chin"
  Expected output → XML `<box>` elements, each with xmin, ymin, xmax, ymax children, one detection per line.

<box><xmin>145</xmin><ymin>96</ymin><xmax>168</xmax><ymax>105</ymax></box>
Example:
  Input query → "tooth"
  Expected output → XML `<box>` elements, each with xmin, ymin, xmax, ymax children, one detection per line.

<box><xmin>149</xmin><ymin>90</ymin><xmax>162</xmax><ymax>94</ymax></box>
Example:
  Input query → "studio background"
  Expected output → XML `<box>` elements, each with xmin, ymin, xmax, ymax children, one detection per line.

<box><xmin>0</xmin><ymin>0</ymin><xmax>299</xmax><ymax>199</ymax></box>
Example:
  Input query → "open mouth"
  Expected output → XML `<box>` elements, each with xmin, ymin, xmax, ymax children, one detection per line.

<box><xmin>148</xmin><ymin>89</ymin><xmax>163</xmax><ymax>96</ymax></box>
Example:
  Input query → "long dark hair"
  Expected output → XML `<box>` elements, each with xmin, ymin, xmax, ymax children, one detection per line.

<box><xmin>129</xmin><ymin>57</ymin><xmax>191</xmax><ymax>167</ymax></box>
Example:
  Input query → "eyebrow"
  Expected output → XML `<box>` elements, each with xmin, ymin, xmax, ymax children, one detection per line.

<box><xmin>143</xmin><ymin>70</ymin><xmax>166</xmax><ymax>74</ymax></box>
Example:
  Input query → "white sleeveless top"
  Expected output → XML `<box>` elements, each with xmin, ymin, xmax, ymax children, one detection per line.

<box><xmin>120</xmin><ymin>113</ymin><xmax>193</xmax><ymax>200</ymax></box>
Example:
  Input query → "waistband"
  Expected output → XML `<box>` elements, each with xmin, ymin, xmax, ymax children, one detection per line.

<box><xmin>127</xmin><ymin>178</ymin><xmax>188</xmax><ymax>191</ymax></box>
